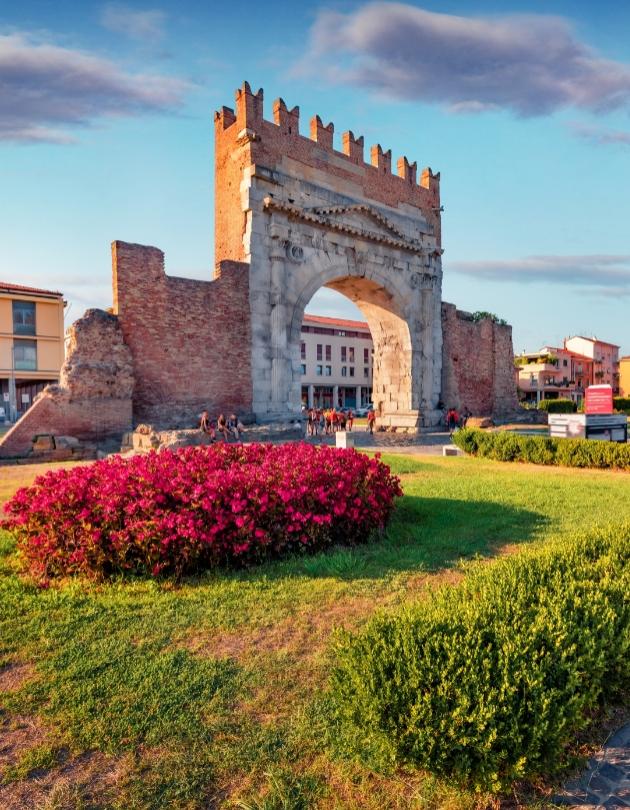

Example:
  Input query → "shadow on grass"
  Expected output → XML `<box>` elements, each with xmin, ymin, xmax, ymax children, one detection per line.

<box><xmin>213</xmin><ymin>495</ymin><xmax>548</xmax><ymax>584</ymax></box>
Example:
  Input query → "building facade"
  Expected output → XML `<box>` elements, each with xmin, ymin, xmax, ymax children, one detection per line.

<box><xmin>0</xmin><ymin>282</ymin><xmax>65</xmax><ymax>421</ymax></box>
<box><xmin>515</xmin><ymin>345</ymin><xmax>593</xmax><ymax>405</ymax></box>
<box><xmin>564</xmin><ymin>336</ymin><xmax>620</xmax><ymax>394</ymax></box>
<box><xmin>300</xmin><ymin>314</ymin><xmax>373</xmax><ymax>409</ymax></box>
<box><xmin>619</xmin><ymin>356</ymin><xmax>630</xmax><ymax>398</ymax></box>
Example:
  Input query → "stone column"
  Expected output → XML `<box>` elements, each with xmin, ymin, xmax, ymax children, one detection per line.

<box><xmin>356</xmin><ymin>385</ymin><xmax>362</xmax><ymax>408</ymax></box>
<box><xmin>269</xmin><ymin>238</ymin><xmax>289</xmax><ymax>417</ymax></box>
<box><xmin>333</xmin><ymin>385</ymin><xmax>339</xmax><ymax>407</ymax></box>
<box><xmin>308</xmin><ymin>384</ymin><xmax>314</xmax><ymax>408</ymax></box>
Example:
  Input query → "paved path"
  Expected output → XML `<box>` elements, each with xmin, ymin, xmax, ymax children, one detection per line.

<box><xmin>302</xmin><ymin>427</ymin><xmax>454</xmax><ymax>454</ymax></box>
<box><xmin>553</xmin><ymin>723</ymin><xmax>630</xmax><ymax>808</ymax></box>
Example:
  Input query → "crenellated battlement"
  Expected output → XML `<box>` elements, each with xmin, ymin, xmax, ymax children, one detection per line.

<box><xmin>214</xmin><ymin>81</ymin><xmax>440</xmax><ymax>197</ymax></box>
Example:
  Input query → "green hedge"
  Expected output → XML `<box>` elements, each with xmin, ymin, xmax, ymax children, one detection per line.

<box><xmin>537</xmin><ymin>398</ymin><xmax>576</xmax><ymax>413</ymax></box>
<box><xmin>614</xmin><ymin>397</ymin><xmax>630</xmax><ymax>411</ymax></box>
<box><xmin>329</xmin><ymin>529</ymin><xmax>630</xmax><ymax>789</ymax></box>
<box><xmin>453</xmin><ymin>428</ymin><xmax>630</xmax><ymax>469</ymax></box>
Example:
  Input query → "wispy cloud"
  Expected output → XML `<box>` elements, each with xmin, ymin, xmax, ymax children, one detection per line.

<box><xmin>100</xmin><ymin>4</ymin><xmax>166</xmax><ymax>42</ymax></box>
<box><xmin>568</xmin><ymin>121</ymin><xmax>630</xmax><ymax>147</ymax></box>
<box><xmin>297</xmin><ymin>3</ymin><xmax>630</xmax><ymax>117</ymax></box>
<box><xmin>0</xmin><ymin>32</ymin><xmax>190</xmax><ymax>144</ymax></box>
<box><xmin>449</xmin><ymin>255</ymin><xmax>630</xmax><ymax>295</ymax></box>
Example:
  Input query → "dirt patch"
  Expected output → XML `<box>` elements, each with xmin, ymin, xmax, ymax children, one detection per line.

<box><xmin>0</xmin><ymin>748</ymin><xmax>128</xmax><ymax>810</ymax></box>
<box><xmin>182</xmin><ymin>595</ymin><xmax>380</xmax><ymax>664</ymax></box>
<box><xmin>0</xmin><ymin>715</ymin><xmax>49</xmax><ymax>776</ymax></box>
<box><xmin>0</xmin><ymin>663</ymin><xmax>36</xmax><ymax>694</ymax></box>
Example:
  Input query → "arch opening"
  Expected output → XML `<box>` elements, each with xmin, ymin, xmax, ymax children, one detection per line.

<box><xmin>290</xmin><ymin>273</ymin><xmax>415</xmax><ymax>424</ymax></box>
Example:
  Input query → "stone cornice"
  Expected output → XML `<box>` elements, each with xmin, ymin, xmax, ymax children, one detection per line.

<box><xmin>263</xmin><ymin>196</ymin><xmax>426</xmax><ymax>255</ymax></box>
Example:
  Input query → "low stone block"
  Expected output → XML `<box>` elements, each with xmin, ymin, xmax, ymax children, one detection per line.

<box><xmin>443</xmin><ymin>445</ymin><xmax>463</xmax><ymax>457</ymax></box>
<box><xmin>54</xmin><ymin>435</ymin><xmax>80</xmax><ymax>449</ymax></box>
<box><xmin>336</xmin><ymin>431</ymin><xmax>354</xmax><ymax>449</ymax></box>
<box><xmin>32</xmin><ymin>434</ymin><xmax>55</xmax><ymax>452</ymax></box>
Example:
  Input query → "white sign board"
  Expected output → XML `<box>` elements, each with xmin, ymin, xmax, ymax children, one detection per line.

<box><xmin>21</xmin><ymin>393</ymin><xmax>30</xmax><ymax>404</ymax></box>
<box><xmin>2</xmin><ymin>392</ymin><xmax>8</xmax><ymax>402</ymax></box>
<box><xmin>0</xmin><ymin>407</ymin><xmax>5</xmax><ymax>417</ymax></box>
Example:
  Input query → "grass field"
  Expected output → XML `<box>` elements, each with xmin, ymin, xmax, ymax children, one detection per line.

<box><xmin>1</xmin><ymin>454</ymin><xmax>629</xmax><ymax>809</ymax></box>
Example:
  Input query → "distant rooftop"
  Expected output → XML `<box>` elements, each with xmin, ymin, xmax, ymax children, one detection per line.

<box><xmin>567</xmin><ymin>335</ymin><xmax>620</xmax><ymax>349</ymax></box>
<box><xmin>303</xmin><ymin>314</ymin><xmax>369</xmax><ymax>330</ymax></box>
<box><xmin>0</xmin><ymin>281</ymin><xmax>63</xmax><ymax>298</ymax></box>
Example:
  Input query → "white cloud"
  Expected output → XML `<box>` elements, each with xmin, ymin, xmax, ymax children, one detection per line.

<box><xmin>0</xmin><ymin>32</ymin><xmax>190</xmax><ymax>144</ymax></box>
<box><xmin>449</xmin><ymin>255</ymin><xmax>630</xmax><ymax>295</ymax></box>
<box><xmin>100</xmin><ymin>4</ymin><xmax>166</xmax><ymax>42</ymax></box>
<box><xmin>298</xmin><ymin>3</ymin><xmax>630</xmax><ymax>117</ymax></box>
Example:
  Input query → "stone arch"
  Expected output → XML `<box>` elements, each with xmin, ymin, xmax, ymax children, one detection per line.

<box><xmin>287</xmin><ymin>260</ymin><xmax>419</xmax><ymax>427</ymax></box>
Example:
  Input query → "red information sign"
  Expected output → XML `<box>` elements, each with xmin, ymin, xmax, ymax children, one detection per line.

<box><xmin>585</xmin><ymin>385</ymin><xmax>613</xmax><ymax>415</ymax></box>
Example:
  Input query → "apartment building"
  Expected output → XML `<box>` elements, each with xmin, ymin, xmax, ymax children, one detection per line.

<box><xmin>0</xmin><ymin>282</ymin><xmax>65</xmax><ymax>421</ymax></box>
<box><xmin>564</xmin><ymin>336</ymin><xmax>620</xmax><ymax>394</ymax></box>
<box><xmin>515</xmin><ymin>345</ymin><xmax>593</xmax><ymax>405</ymax></box>
<box><xmin>300</xmin><ymin>314</ymin><xmax>373</xmax><ymax>409</ymax></box>
<box><xmin>619</xmin><ymin>356</ymin><xmax>630</xmax><ymax>397</ymax></box>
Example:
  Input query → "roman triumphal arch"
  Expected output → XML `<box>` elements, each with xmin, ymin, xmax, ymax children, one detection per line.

<box><xmin>0</xmin><ymin>81</ymin><xmax>521</xmax><ymax>457</ymax></box>
<box><xmin>215</xmin><ymin>82</ymin><xmax>444</xmax><ymax>428</ymax></box>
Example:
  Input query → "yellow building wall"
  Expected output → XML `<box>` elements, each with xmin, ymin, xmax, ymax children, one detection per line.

<box><xmin>0</xmin><ymin>336</ymin><xmax>11</xmax><ymax>372</ymax></box>
<box><xmin>619</xmin><ymin>359</ymin><xmax>630</xmax><ymax>398</ymax></box>
<box><xmin>36</xmin><ymin>301</ymin><xmax>63</xmax><ymax>337</ymax></box>
<box><xmin>37</xmin><ymin>340</ymin><xmax>63</xmax><ymax>374</ymax></box>
<box><xmin>0</xmin><ymin>298</ymin><xmax>11</xmax><ymax>335</ymax></box>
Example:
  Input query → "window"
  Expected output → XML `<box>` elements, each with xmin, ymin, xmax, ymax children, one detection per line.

<box><xmin>316</xmin><ymin>344</ymin><xmax>322</xmax><ymax>361</ymax></box>
<box><xmin>300</xmin><ymin>342</ymin><xmax>306</xmax><ymax>360</ymax></box>
<box><xmin>364</xmin><ymin>367</ymin><xmax>369</xmax><ymax>378</ymax></box>
<box><xmin>300</xmin><ymin>363</ymin><xmax>306</xmax><ymax>375</ymax></box>
<box><xmin>14</xmin><ymin>339</ymin><xmax>37</xmax><ymax>371</ymax></box>
<box><xmin>341</xmin><ymin>366</ymin><xmax>347</xmax><ymax>377</ymax></box>
<box><xmin>338</xmin><ymin>330</ymin><xmax>346</xmax><ymax>337</ymax></box>
<box><xmin>325</xmin><ymin>365</ymin><xmax>332</xmax><ymax>376</ymax></box>
<box><xmin>13</xmin><ymin>301</ymin><xmax>36</xmax><ymax>336</ymax></box>
<box><xmin>349</xmin><ymin>366</ymin><xmax>355</xmax><ymax>377</ymax></box>
<box><xmin>363</xmin><ymin>347</ymin><xmax>369</xmax><ymax>364</ymax></box>
<box><xmin>349</xmin><ymin>347</ymin><xmax>355</xmax><ymax>363</ymax></box>
<box><xmin>325</xmin><ymin>344</ymin><xmax>331</xmax><ymax>362</ymax></box>
<box><xmin>316</xmin><ymin>364</ymin><xmax>323</xmax><ymax>376</ymax></box>
<box><xmin>341</xmin><ymin>346</ymin><xmax>347</xmax><ymax>362</ymax></box>
<box><xmin>563</xmin><ymin>359</ymin><xmax>568</xmax><ymax>367</ymax></box>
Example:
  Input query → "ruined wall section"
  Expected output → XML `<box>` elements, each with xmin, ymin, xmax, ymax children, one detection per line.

<box><xmin>0</xmin><ymin>309</ymin><xmax>133</xmax><ymax>457</ymax></box>
<box><xmin>441</xmin><ymin>303</ymin><xmax>519</xmax><ymax>416</ymax></box>
<box><xmin>112</xmin><ymin>241</ymin><xmax>252</xmax><ymax>426</ymax></box>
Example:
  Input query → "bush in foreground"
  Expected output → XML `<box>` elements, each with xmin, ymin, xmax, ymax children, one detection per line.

<box><xmin>3</xmin><ymin>443</ymin><xmax>402</xmax><ymax>579</ymax></box>
<box><xmin>330</xmin><ymin>529</ymin><xmax>630</xmax><ymax>790</ymax></box>
<box><xmin>453</xmin><ymin>428</ymin><xmax>630</xmax><ymax>469</ymax></box>
<box><xmin>537</xmin><ymin>398</ymin><xmax>576</xmax><ymax>413</ymax></box>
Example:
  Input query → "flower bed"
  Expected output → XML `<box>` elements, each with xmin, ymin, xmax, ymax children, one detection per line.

<box><xmin>3</xmin><ymin>443</ymin><xmax>402</xmax><ymax>579</ymax></box>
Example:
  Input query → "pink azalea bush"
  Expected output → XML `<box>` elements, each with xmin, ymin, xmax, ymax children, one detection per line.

<box><xmin>4</xmin><ymin>443</ymin><xmax>402</xmax><ymax>579</ymax></box>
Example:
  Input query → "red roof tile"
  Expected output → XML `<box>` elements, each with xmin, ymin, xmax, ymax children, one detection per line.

<box><xmin>0</xmin><ymin>281</ymin><xmax>63</xmax><ymax>297</ymax></box>
<box><xmin>303</xmin><ymin>314</ymin><xmax>369</xmax><ymax>330</ymax></box>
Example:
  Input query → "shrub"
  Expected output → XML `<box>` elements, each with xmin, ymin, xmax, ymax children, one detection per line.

<box><xmin>329</xmin><ymin>528</ymin><xmax>630</xmax><ymax>789</ymax></box>
<box><xmin>453</xmin><ymin>428</ymin><xmax>630</xmax><ymax>470</ymax></box>
<box><xmin>3</xmin><ymin>443</ymin><xmax>402</xmax><ymax>579</ymax></box>
<box><xmin>614</xmin><ymin>397</ymin><xmax>630</xmax><ymax>413</ymax></box>
<box><xmin>537</xmin><ymin>398</ymin><xmax>576</xmax><ymax>413</ymax></box>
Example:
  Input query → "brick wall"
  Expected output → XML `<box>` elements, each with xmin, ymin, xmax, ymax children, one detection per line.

<box><xmin>441</xmin><ymin>303</ymin><xmax>518</xmax><ymax>416</ymax></box>
<box><xmin>0</xmin><ymin>309</ymin><xmax>133</xmax><ymax>457</ymax></box>
<box><xmin>112</xmin><ymin>241</ymin><xmax>253</xmax><ymax>427</ymax></box>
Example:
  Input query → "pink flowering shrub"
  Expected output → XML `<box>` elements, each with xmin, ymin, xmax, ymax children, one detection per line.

<box><xmin>4</xmin><ymin>443</ymin><xmax>402</xmax><ymax>579</ymax></box>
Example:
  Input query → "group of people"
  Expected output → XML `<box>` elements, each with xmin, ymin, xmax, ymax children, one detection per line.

<box><xmin>199</xmin><ymin>411</ymin><xmax>245</xmax><ymax>442</ymax></box>
<box><xmin>306</xmin><ymin>407</ymin><xmax>354</xmax><ymax>436</ymax></box>
<box><xmin>444</xmin><ymin>406</ymin><xmax>471</xmax><ymax>436</ymax></box>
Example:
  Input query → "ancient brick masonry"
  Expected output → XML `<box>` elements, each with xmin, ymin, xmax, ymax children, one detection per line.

<box><xmin>441</xmin><ymin>304</ymin><xmax>519</xmax><ymax>415</ymax></box>
<box><xmin>112</xmin><ymin>241</ymin><xmax>252</xmax><ymax>427</ymax></box>
<box><xmin>0</xmin><ymin>309</ymin><xmax>133</xmax><ymax>457</ymax></box>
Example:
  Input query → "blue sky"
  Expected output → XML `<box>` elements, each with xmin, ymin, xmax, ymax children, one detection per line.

<box><xmin>2</xmin><ymin>0</ymin><xmax>630</xmax><ymax>353</ymax></box>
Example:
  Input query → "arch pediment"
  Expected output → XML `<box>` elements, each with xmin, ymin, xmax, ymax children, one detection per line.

<box><xmin>263</xmin><ymin>196</ymin><xmax>426</xmax><ymax>254</ymax></box>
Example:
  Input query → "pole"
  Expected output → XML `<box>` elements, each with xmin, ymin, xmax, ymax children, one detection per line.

<box><xmin>8</xmin><ymin>342</ymin><xmax>17</xmax><ymax>423</ymax></box>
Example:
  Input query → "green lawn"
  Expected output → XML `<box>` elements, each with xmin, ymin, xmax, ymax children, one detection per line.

<box><xmin>1</xmin><ymin>455</ymin><xmax>629</xmax><ymax>809</ymax></box>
